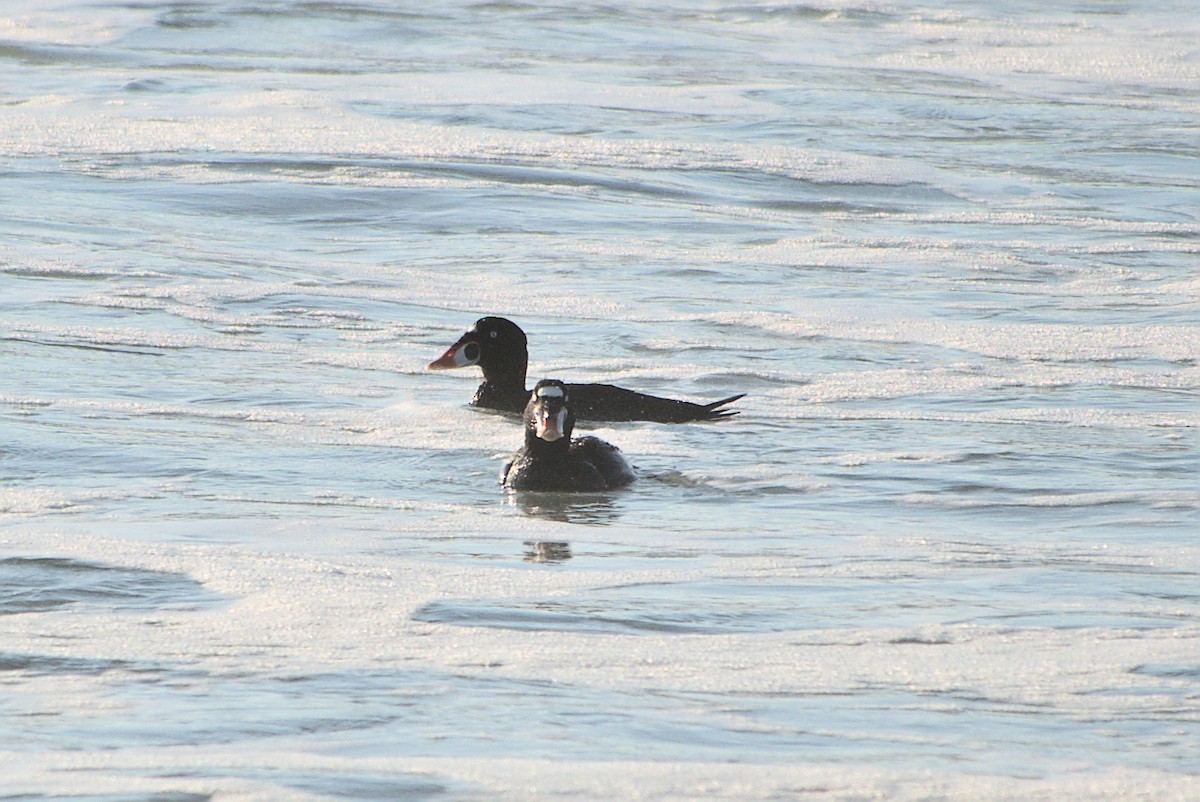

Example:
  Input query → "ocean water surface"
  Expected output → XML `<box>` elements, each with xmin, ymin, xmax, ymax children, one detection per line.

<box><xmin>2</xmin><ymin>1</ymin><xmax>1198</xmax><ymax>799</ymax></box>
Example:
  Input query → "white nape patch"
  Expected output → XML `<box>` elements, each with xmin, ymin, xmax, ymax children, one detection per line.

<box><xmin>536</xmin><ymin>385</ymin><xmax>566</xmax><ymax>400</ymax></box>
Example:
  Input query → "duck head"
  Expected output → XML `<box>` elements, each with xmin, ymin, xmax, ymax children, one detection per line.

<box><xmin>427</xmin><ymin>316</ymin><xmax>528</xmax><ymax>379</ymax></box>
<box><xmin>525</xmin><ymin>379</ymin><xmax>573</xmax><ymax>444</ymax></box>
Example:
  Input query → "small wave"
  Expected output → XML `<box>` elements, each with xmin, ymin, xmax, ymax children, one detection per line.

<box><xmin>0</xmin><ymin>557</ymin><xmax>223</xmax><ymax>615</ymax></box>
<box><xmin>704</xmin><ymin>310</ymin><xmax>1200</xmax><ymax>366</ymax></box>
<box><xmin>1131</xmin><ymin>664</ymin><xmax>1200</xmax><ymax>681</ymax></box>
<box><xmin>412</xmin><ymin>598</ymin><xmax>724</xmax><ymax>634</ymax></box>
<box><xmin>220</xmin><ymin>769</ymin><xmax>448</xmax><ymax>802</ymax></box>
<box><xmin>0</xmin><ymin>651</ymin><xmax>130</xmax><ymax>676</ymax></box>
<box><xmin>3</xmin><ymin>321</ymin><xmax>243</xmax><ymax>354</ymax></box>
<box><xmin>0</xmin><ymin>262</ymin><xmax>130</xmax><ymax>280</ymax></box>
<box><xmin>704</xmin><ymin>4</ymin><xmax>897</xmax><ymax>25</ymax></box>
<box><xmin>1</xmin><ymin>394</ymin><xmax>317</xmax><ymax>428</ymax></box>
<box><xmin>833</xmin><ymin>450</ymin><xmax>1007</xmax><ymax>467</ymax></box>
<box><xmin>0</xmin><ymin>487</ymin><xmax>83</xmax><ymax>515</ymax></box>
<box><xmin>412</xmin><ymin>579</ymin><xmax>807</xmax><ymax>635</ymax></box>
<box><xmin>901</xmin><ymin>489</ymin><xmax>1199</xmax><ymax>511</ymax></box>
<box><xmin>121</xmin><ymin>77</ymin><xmax>169</xmax><ymax>92</ymax></box>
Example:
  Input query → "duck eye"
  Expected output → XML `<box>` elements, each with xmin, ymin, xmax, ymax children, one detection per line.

<box><xmin>463</xmin><ymin>342</ymin><xmax>481</xmax><ymax>362</ymax></box>
<box><xmin>489</xmin><ymin>331</ymin><xmax>498</xmax><ymax>339</ymax></box>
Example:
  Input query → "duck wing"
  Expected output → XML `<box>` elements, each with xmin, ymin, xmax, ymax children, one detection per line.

<box><xmin>571</xmin><ymin>436</ymin><xmax>635</xmax><ymax>489</ymax></box>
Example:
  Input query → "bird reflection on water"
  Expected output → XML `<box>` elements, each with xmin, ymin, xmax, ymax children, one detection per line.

<box><xmin>523</xmin><ymin>541</ymin><xmax>572</xmax><ymax>564</ymax></box>
<box><xmin>503</xmin><ymin>490</ymin><xmax>624</xmax><ymax>526</ymax></box>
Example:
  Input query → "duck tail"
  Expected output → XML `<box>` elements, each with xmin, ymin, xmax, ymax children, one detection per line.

<box><xmin>701</xmin><ymin>393</ymin><xmax>746</xmax><ymax>419</ymax></box>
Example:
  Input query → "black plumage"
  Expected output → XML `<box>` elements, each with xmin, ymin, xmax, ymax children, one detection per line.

<box><xmin>428</xmin><ymin>316</ymin><xmax>743</xmax><ymax>423</ymax></box>
<box><xmin>501</xmin><ymin>380</ymin><xmax>636</xmax><ymax>492</ymax></box>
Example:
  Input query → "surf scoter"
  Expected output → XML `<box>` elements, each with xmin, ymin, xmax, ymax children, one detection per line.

<box><xmin>427</xmin><ymin>316</ymin><xmax>743</xmax><ymax>422</ymax></box>
<box><xmin>502</xmin><ymin>380</ymin><xmax>636</xmax><ymax>492</ymax></box>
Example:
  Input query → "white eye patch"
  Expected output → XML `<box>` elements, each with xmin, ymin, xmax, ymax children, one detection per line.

<box><xmin>536</xmin><ymin>385</ymin><xmax>566</xmax><ymax>399</ymax></box>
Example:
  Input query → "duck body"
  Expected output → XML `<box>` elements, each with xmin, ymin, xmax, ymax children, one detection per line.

<box><xmin>428</xmin><ymin>316</ymin><xmax>743</xmax><ymax>423</ymax></box>
<box><xmin>501</xmin><ymin>380</ymin><xmax>636</xmax><ymax>492</ymax></box>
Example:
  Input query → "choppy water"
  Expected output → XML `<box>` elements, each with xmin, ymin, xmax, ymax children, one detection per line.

<box><xmin>2</xmin><ymin>1</ymin><xmax>1198</xmax><ymax>799</ymax></box>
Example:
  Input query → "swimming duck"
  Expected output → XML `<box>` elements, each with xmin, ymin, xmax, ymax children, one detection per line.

<box><xmin>428</xmin><ymin>316</ymin><xmax>743</xmax><ymax>422</ymax></box>
<box><xmin>501</xmin><ymin>380</ymin><xmax>636</xmax><ymax>492</ymax></box>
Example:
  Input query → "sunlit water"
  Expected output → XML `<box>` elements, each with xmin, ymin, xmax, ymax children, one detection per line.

<box><xmin>2</xmin><ymin>1</ymin><xmax>1198</xmax><ymax>799</ymax></box>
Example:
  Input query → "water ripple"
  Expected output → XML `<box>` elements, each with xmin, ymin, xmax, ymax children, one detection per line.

<box><xmin>0</xmin><ymin>557</ymin><xmax>224</xmax><ymax>616</ymax></box>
